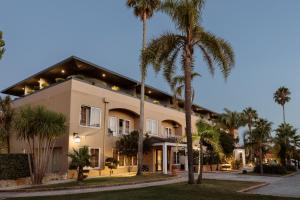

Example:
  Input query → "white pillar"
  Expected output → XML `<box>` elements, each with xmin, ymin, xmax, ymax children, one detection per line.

<box><xmin>163</xmin><ymin>143</ymin><xmax>168</xmax><ymax>174</ymax></box>
<box><xmin>184</xmin><ymin>148</ymin><xmax>188</xmax><ymax>171</ymax></box>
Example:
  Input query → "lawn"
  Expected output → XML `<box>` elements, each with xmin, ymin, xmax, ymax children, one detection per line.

<box><xmin>8</xmin><ymin>179</ymin><xmax>300</xmax><ymax>200</ymax></box>
<box><xmin>25</xmin><ymin>173</ymin><xmax>172</xmax><ymax>190</ymax></box>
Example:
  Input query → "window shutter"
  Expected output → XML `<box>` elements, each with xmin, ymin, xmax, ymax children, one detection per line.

<box><xmin>109</xmin><ymin>117</ymin><xmax>118</xmax><ymax>136</ymax></box>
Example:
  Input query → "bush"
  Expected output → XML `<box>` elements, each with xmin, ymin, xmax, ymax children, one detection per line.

<box><xmin>254</xmin><ymin>164</ymin><xmax>287</xmax><ymax>175</ymax></box>
<box><xmin>0</xmin><ymin>154</ymin><xmax>30</xmax><ymax>180</ymax></box>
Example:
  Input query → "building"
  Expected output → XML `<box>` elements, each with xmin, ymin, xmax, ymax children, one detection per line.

<box><xmin>1</xmin><ymin>56</ymin><xmax>218</xmax><ymax>177</ymax></box>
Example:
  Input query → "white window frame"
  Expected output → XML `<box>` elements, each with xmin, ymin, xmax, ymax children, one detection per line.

<box><xmin>109</xmin><ymin>117</ymin><xmax>131</xmax><ymax>136</ymax></box>
<box><xmin>164</xmin><ymin>127</ymin><xmax>172</xmax><ymax>138</ymax></box>
<box><xmin>146</xmin><ymin>119</ymin><xmax>158</xmax><ymax>135</ymax></box>
<box><xmin>80</xmin><ymin>105</ymin><xmax>102</xmax><ymax>128</ymax></box>
<box><xmin>109</xmin><ymin>116</ymin><xmax>118</xmax><ymax>136</ymax></box>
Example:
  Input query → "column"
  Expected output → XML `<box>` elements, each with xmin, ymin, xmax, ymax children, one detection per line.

<box><xmin>163</xmin><ymin>143</ymin><xmax>168</xmax><ymax>174</ymax></box>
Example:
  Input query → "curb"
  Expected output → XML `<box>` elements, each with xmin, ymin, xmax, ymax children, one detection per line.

<box><xmin>0</xmin><ymin>176</ymin><xmax>180</xmax><ymax>193</ymax></box>
<box><xmin>282</xmin><ymin>170</ymin><xmax>299</xmax><ymax>178</ymax></box>
<box><xmin>237</xmin><ymin>182</ymin><xmax>269</xmax><ymax>193</ymax></box>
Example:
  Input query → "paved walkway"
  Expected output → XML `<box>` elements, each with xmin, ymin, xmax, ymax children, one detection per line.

<box><xmin>0</xmin><ymin>172</ymin><xmax>298</xmax><ymax>199</ymax></box>
<box><xmin>247</xmin><ymin>172</ymin><xmax>300</xmax><ymax>198</ymax></box>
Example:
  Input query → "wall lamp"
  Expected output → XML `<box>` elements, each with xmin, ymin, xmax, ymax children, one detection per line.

<box><xmin>73</xmin><ymin>132</ymin><xmax>81</xmax><ymax>144</ymax></box>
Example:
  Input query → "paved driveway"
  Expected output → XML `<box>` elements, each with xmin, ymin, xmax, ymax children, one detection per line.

<box><xmin>247</xmin><ymin>172</ymin><xmax>300</xmax><ymax>198</ymax></box>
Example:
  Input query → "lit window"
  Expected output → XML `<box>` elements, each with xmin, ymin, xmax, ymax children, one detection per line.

<box><xmin>80</xmin><ymin>106</ymin><xmax>101</xmax><ymax>128</ymax></box>
<box><xmin>146</xmin><ymin>119</ymin><xmax>158</xmax><ymax>135</ymax></box>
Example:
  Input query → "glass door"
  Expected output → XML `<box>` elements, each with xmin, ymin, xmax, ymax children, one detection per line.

<box><xmin>156</xmin><ymin>149</ymin><xmax>163</xmax><ymax>171</ymax></box>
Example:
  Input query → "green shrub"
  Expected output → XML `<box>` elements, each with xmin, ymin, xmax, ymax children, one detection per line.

<box><xmin>254</xmin><ymin>164</ymin><xmax>287</xmax><ymax>175</ymax></box>
<box><xmin>0</xmin><ymin>154</ymin><xmax>30</xmax><ymax>180</ymax></box>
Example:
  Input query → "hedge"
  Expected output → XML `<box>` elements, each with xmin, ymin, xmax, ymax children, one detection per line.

<box><xmin>254</xmin><ymin>164</ymin><xmax>287</xmax><ymax>175</ymax></box>
<box><xmin>0</xmin><ymin>154</ymin><xmax>31</xmax><ymax>180</ymax></box>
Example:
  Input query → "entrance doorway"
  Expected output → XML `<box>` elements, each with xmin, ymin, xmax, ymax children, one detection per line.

<box><xmin>155</xmin><ymin>149</ymin><xmax>163</xmax><ymax>171</ymax></box>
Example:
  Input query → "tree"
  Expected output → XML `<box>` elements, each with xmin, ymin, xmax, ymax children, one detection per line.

<box><xmin>168</xmin><ymin>72</ymin><xmax>200</xmax><ymax>108</ymax></box>
<box><xmin>126</xmin><ymin>0</ymin><xmax>160</xmax><ymax>176</ymax></box>
<box><xmin>14</xmin><ymin>106</ymin><xmax>67</xmax><ymax>184</ymax></box>
<box><xmin>242</xmin><ymin>107</ymin><xmax>258</xmax><ymax>163</ymax></box>
<box><xmin>0</xmin><ymin>31</ymin><xmax>5</xmax><ymax>60</ymax></box>
<box><xmin>68</xmin><ymin>146</ymin><xmax>91</xmax><ymax>181</ymax></box>
<box><xmin>0</xmin><ymin>96</ymin><xmax>14</xmax><ymax>153</ymax></box>
<box><xmin>274</xmin><ymin>123</ymin><xmax>298</xmax><ymax>167</ymax></box>
<box><xmin>195</xmin><ymin>120</ymin><xmax>223</xmax><ymax>184</ymax></box>
<box><xmin>142</xmin><ymin>0</ymin><xmax>234</xmax><ymax>184</ymax></box>
<box><xmin>116</xmin><ymin>131</ymin><xmax>151</xmax><ymax>172</ymax></box>
<box><xmin>273</xmin><ymin>86</ymin><xmax>291</xmax><ymax>124</ymax></box>
<box><xmin>105</xmin><ymin>157</ymin><xmax>119</xmax><ymax>176</ymax></box>
<box><xmin>219</xmin><ymin>130</ymin><xmax>235</xmax><ymax>157</ymax></box>
<box><xmin>218</xmin><ymin>109</ymin><xmax>243</xmax><ymax>139</ymax></box>
<box><xmin>252</xmin><ymin>118</ymin><xmax>272</xmax><ymax>175</ymax></box>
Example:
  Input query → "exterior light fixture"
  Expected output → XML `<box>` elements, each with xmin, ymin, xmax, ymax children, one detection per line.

<box><xmin>148</xmin><ymin>90</ymin><xmax>152</xmax><ymax>94</ymax></box>
<box><xmin>61</xmin><ymin>69</ymin><xmax>65</xmax><ymax>74</ymax></box>
<box><xmin>102</xmin><ymin>73</ymin><xmax>106</xmax><ymax>77</ymax></box>
<box><xmin>73</xmin><ymin>133</ymin><xmax>81</xmax><ymax>144</ymax></box>
<box><xmin>111</xmin><ymin>85</ymin><xmax>120</xmax><ymax>91</ymax></box>
<box><xmin>153</xmin><ymin>100</ymin><xmax>160</xmax><ymax>104</ymax></box>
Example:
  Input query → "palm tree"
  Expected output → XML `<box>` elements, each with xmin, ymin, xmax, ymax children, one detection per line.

<box><xmin>242</xmin><ymin>107</ymin><xmax>258</xmax><ymax>163</ymax></box>
<box><xmin>273</xmin><ymin>86</ymin><xmax>291</xmax><ymax>123</ymax></box>
<box><xmin>142</xmin><ymin>0</ymin><xmax>234</xmax><ymax>184</ymax></box>
<box><xmin>218</xmin><ymin>109</ymin><xmax>243</xmax><ymax>139</ymax></box>
<box><xmin>68</xmin><ymin>146</ymin><xmax>91</xmax><ymax>181</ymax></box>
<box><xmin>0</xmin><ymin>96</ymin><xmax>14</xmax><ymax>153</ymax></box>
<box><xmin>0</xmin><ymin>31</ymin><xmax>5</xmax><ymax>60</ymax></box>
<box><xmin>195</xmin><ymin>120</ymin><xmax>223</xmax><ymax>184</ymax></box>
<box><xmin>169</xmin><ymin>72</ymin><xmax>200</xmax><ymax>108</ymax></box>
<box><xmin>252</xmin><ymin>118</ymin><xmax>272</xmax><ymax>175</ymax></box>
<box><xmin>274</xmin><ymin>123</ymin><xmax>297</xmax><ymax>167</ymax></box>
<box><xmin>126</xmin><ymin>0</ymin><xmax>160</xmax><ymax>175</ymax></box>
<box><xmin>14</xmin><ymin>106</ymin><xmax>67</xmax><ymax>184</ymax></box>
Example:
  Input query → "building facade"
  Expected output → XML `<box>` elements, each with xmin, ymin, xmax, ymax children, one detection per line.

<box><xmin>2</xmin><ymin>56</ymin><xmax>218</xmax><ymax>177</ymax></box>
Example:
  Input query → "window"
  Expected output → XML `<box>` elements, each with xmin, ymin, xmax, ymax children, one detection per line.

<box><xmin>80</xmin><ymin>106</ymin><xmax>101</xmax><ymax>128</ymax></box>
<box><xmin>146</xmin><ymin>119</ymin><xmax>158</xmax><ymax>135</ymax></box>
<box><xmin>109</xmin><ymin>117</ymin><xmax>130</xmax><ymax>136</ymax></box>
<box><xmin>119</xmin><ymin>154</ymin><xmax>125</xmax><ymax>167</ymax></box>
<box><xmin>80</xmin><ymin>147</ymin><xmax>101</xmax><ymax>169</ymax></box>
<box><xmin>112</xmin><ymin>149</ymin><xmax>137</xmax><ymax>167</ymax></box>
<box><xmin>164</xmin><ymin>127</ymin><xmax>172</xmax><ymax>138</ymax></box>
<box><xmin>109</xmin><ymin>117</ymin><xmax>118</xmax><ymax>136</ymax></box>
<box><xmin>89</xmin><ymin>148</ymin><xmax>100</xmax><ymax>168</ymax></box>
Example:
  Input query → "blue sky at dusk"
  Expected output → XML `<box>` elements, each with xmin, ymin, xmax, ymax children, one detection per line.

<box><xmin>1</xmin><ymin>0</ymin><xmax>300</xmax><ymax>135</ymax></box>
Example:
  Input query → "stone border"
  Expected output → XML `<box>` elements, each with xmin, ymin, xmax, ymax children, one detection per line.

<box><xmin>0</xmin><ymin>176</ymin><xmax>178</xmax><ymax>193</ymax></box>
<box><xmin>237</xmin><ymin>182</ymin><xmax>269</xmax><ymax>193</ymax></box>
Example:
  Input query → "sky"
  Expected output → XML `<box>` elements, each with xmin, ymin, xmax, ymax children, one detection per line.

<box><xmin>1</xmin><ymin>0</ymin><xmax>300</xmax><ymax>137</ymax></box>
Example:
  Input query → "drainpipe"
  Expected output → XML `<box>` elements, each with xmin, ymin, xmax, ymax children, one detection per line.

<box><xmin>103</xmin><ymin>98</ymin><xmax>110</xmax><ymax>170</ymax></box>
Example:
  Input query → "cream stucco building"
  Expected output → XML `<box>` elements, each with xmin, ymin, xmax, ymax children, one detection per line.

<box><xmin>2</xmin><ymin>56</ymin><xmax>219</xmax><ymax>177</ymax></box>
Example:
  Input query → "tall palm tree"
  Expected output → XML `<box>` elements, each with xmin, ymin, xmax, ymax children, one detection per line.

<box><xmin>242</xmin><ymin>107</ymin><xmax>258</xmax><ymax>163</ymax></box>
<box><xmin>252</xmin><ymin>118</ymin><xmax>272</xmax><ymax>175</ymax></box>
<box><xmin>0</xmin><ymin>31</ymin><xmax>5</xmax><ymax>60</ymax></box>
<box><xmin>14</xmin><ymin>106</ymin><xmax>67</xmax><ymax>184</ymax></box>
<box><xmin>218</xmin><ymin>109</ymin><xmax>243</xmax><ymax>139</ymax></box>
<box><xmin>142</xmin><ymin>0</ymin><xmax>234</xmax><ymax>184</ymax></box>
<box><xmin>126</xmin><ymin>0</ymin><xmax>160</xmax><ymax>175</ymax></box>
<box><xmin>0</xmin><ymin>96</ymin><xmax>14</xmax><ymax>153</ymax></box>
<box><xmin>273</xmin><ymin>86</ymin><xmax>291</xmax><ymax>124</ymax></box>
<box><xmin>195</xmin><ymin>120</ymin><xmax>223</xmax><ymax>184</ymax></box>
<box><xmin>169</xmin><ymin>72</ymin><xmax>200</xmax><ymax>108</ymax></box>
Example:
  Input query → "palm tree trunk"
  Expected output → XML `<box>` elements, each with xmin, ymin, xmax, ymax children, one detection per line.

<box><xmin>259</xmin><ymin>143</ymin><xmax>263</xmax><ymax>175</ymax></box>
<box><xmin>183</xmin><ymin>44</ymin><xmax>195</xmax><ymax>184</ymax></box>
<box><xmin>6</xmin><ymin>136</ymin><xmax>10</xmax><ymax>153</ymax></box>
<box><xmin>249</xmin><ymin>124</ymin><xmax>253</xmax><ymax>163</ymax></box>
<box><xmin>137</xmin><ymin>15</ymin><xmax>147</xmax><ymax>176</ymax></box>
<box><xmin>197</xmin><ymin>139</ymin><xmax>203</xmax><ymax>184</ymax></box>
<box><xmin>282</xmin><ymin>104</ymin><xmax>286</xmax><ymax>124</ymax></box>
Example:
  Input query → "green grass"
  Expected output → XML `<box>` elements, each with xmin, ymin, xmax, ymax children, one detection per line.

<box><xmin>8</xmin><ymin>179</ymin><xmax>300</xmax><ymax>200</ymax></box>
<box><xmin>26</xmin><ymin>173</ymin><xmax>172</xmax><ymax>190</ymax></box>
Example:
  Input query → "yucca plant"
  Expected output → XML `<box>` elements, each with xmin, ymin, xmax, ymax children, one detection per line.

<box><xmin>68</xmin><ymin>146</ymin><xmax>91</xmax><ymax>181</ymax></box>
<box><xmin>142</xmin><ymin>0</ymin><xmax>234</xmax><ymax>184</ymax></box>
